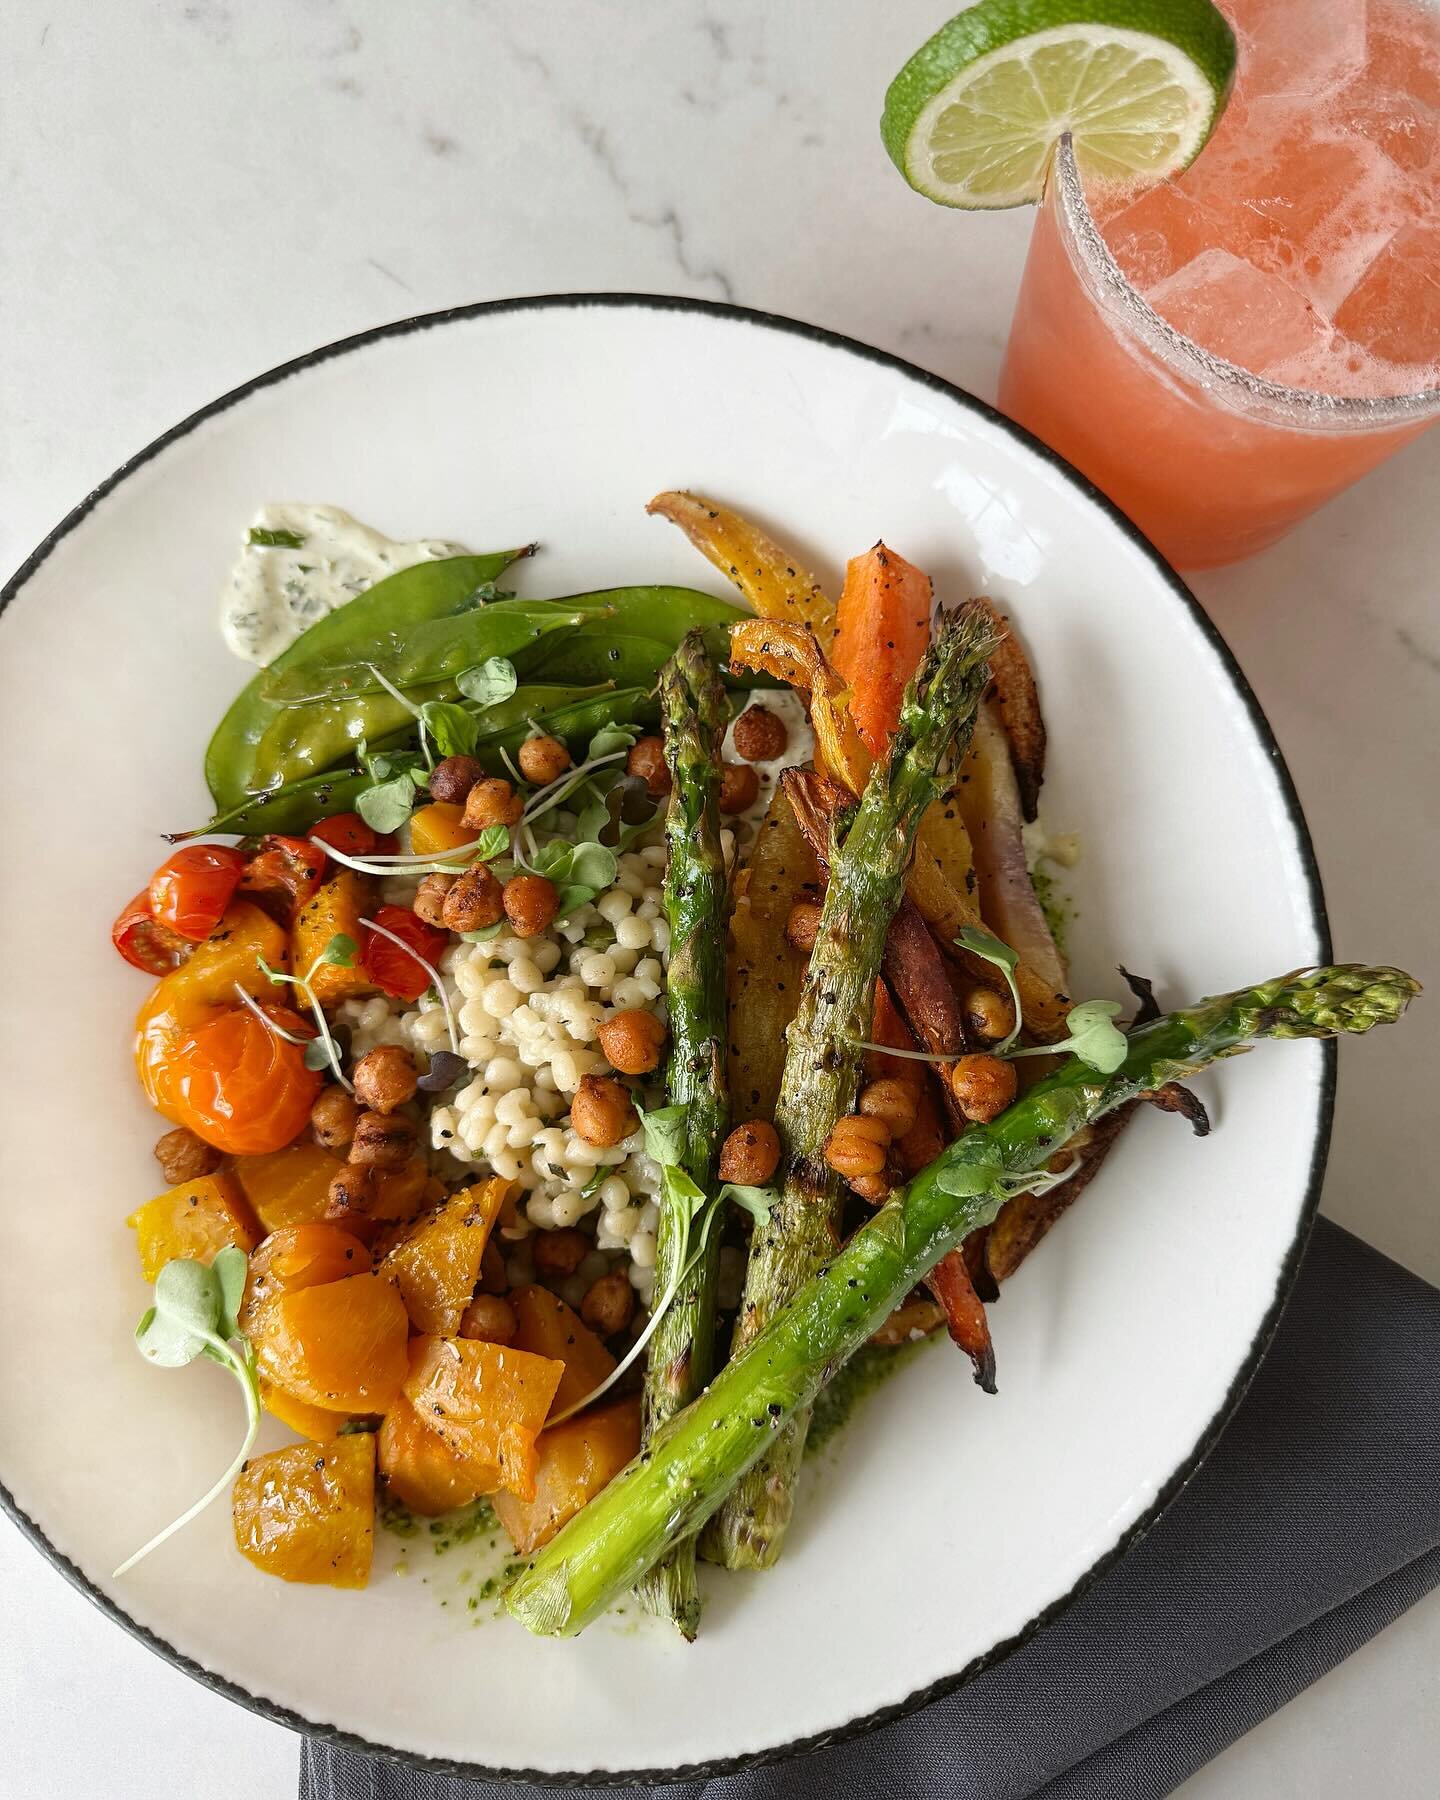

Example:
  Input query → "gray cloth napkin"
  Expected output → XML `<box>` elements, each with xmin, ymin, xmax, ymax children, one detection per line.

<box><xmin>301</xmin><ymin>1219</ymin><xmax>1440</xmax><ymax>1799</ymax></box>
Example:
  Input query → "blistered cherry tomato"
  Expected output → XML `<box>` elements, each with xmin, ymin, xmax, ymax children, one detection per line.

<box><xmin>310</xmin><ymin>813</ymin><xmax>380</xmax><ymax>859</ymax></box>
<box><xmin>240</xmin><ymin>835</ymin><xmax>326</xmax><ymax>925</ymax></box>
<box><xmin>112</xmin><ymin>890</ymin><xmax>194</xmax><ymax>974</ymax></box>
<box><xmin>156</xmin><ymin>1003</ymin><xmax>321</xmax><ymax>1155</ymax></box>
<box><xmin>149</xmin><ymin>845</ymin><xmax>248</xmax><ymax>943</ymax></box>
<box><xmin>359</xmin><ymin>905</ymin><xmax>448</xmax><ymax>1002</ymax></box>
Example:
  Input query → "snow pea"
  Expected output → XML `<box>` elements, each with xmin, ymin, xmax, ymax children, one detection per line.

<box><xmin>245</xmin><ymin>601</ymin><xmax>601</xmax><ymax>793</ymax></box>
<box><xmin>259</xmin><ymin>598</ymin><xmax>616</xmax><ymax>705</ymax></box>
<box><xmin>204</xmin><ymin>549</ymin><xmax>529</xmax><ymax>812</ymax></box>
<box><xmin>181</xmin><ymin>684</ymin><xmax>645</xmax><ymax>839</ymax></box>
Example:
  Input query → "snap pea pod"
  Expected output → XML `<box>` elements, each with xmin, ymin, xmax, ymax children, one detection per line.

<box><xmin>205</xmin><ymin>549</ymin><xmax>529</xmax><ymax>811</ymax></box>
<box><xmin>245</xmin><ymin>602</ymin><xmax>603</xmax><ymax>792</ymax></box>
<box><xmin>266</xmin><ymin>586</ymin><xmax>748</xmax><ymax>706</ymax></box>
<box><xmin>522</xmin><ymin>624</ymin><xmax>764</xmax><ymax>692</ymax></box>
<box><xmin>259</xmin><ymin>598</ymin><xmax>618</xmax><ymax>705</ymax></box>
<box><xmin>175</xmin><ymin>684</ymin><xmax>655</xmax><ymax>839</ymax></box>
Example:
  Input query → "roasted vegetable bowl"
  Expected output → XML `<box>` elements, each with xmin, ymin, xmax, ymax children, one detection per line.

<box><xmin>106</xmin><ymin>489</ymin><xmax>1420</xmax><ymax>1637</ymax></box>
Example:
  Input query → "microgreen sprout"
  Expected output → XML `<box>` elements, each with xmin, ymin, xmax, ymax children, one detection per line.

<box><xmin>551</xmin><ymin>1106</ymin><xmax>776</xmax><ymax>1424</ymax></box>
<box><xmin>358</xmin><ymin>915</ymin><xmax>460</xmax><ymax>1058</ymax></box>
<box><xmin>520</xmin><ymin>749</ymin><xmax>630</xmax><ymax>829</ymax></box>
<box><xmin>456</xmin><ymin>657</ymin><xmax>517</xmax><ymax>708</ymax></box>
<box><xmin>935</xmin><ymin>1146</ymin><xmax>1083</xmax><ymax>1204</ymax></box>
<box><xmin>114</xmin><ymin>1248</ymin><xmax>261</xmax><ymax>1577</ymax></box>
<box><xmin>1007</xmin><ymin>1000</ymin><xmax>1128</xmax><ymax>1074</ymax></box>
<box><xmin>954</xmin><ymin>926</ymin><xmax>1024</xmax><ymax>1054</ymax></box>
<box><xmin>308</xmin><ymin>821</ymin><xmax>510</xmax><ymax>878</ymax></box>
<box><xmin>366</xmin><ymin>663</ymin><xmax>435</xmax><ymax>768</ymax></box>
<box><xmin>255</xmin><ymin>935</ymin><xmax>357</xmax><ymax>1092</ymax></box>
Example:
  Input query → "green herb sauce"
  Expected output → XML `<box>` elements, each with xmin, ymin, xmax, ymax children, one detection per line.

<box><xmin>1028</xmin><ymin>863</ymin><xmax>1074</xmax><ymax>959</ymax></box>
<box><xmin>805</xmin><ymin>1335</ymin><xmax>935</xmax><ymax>1458</ymax></box>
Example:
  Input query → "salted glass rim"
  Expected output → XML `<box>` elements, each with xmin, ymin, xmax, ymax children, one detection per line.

<box><xmin>1051</xmin><ymin>132</ymin><xmax>1440</xmax><ymax>433</ymax></box>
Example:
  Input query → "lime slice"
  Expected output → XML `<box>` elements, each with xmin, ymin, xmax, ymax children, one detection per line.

<box><xmin>881</xmin><ymin>0</ymin><xmax>1237</xmax><ymax>209</ymax></box>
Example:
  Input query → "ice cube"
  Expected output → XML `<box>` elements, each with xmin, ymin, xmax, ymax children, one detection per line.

<box><xmin>1366</xmin><ymin>2</ymin><xmax>1440</xmax><ymax>110</ymax></box>
<box><xmin>1097</xmin><ymin>182</ymin><xmax>1227</xmax><ymax>289</ymax></box>
<box><xmin>1238</xmin><ymin>0</ymin><xmax>1369</xmax><ymax>101</ymax></box>
<box><xmin>1238</xmin><ymin>0</ymin><xmax>1375</xmax><ymax>100</ymax></box>
<box><xmin>1148</xmin><ymin>249</ymin><xmax>1333</xmax><ymax>374</ymax></box>
<box><xmin>1333</xmin><ymin>222</ymin><xmax>1440</xmax><ymax>368</ymax></box>
<box><xmin>1333</xmin><ymin>78</ymin><xmax>1440</xmax><ymax>175</ymax></box>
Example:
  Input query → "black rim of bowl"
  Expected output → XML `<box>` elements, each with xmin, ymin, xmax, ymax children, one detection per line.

<box><xmin>0</xmin><ymin>292</ymin><xmax>1334</xmax><ymax>1788</ymax></box>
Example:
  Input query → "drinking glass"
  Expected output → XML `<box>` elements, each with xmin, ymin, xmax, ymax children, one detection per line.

<box><xmin>998</xmin><ymin>136</ymin><xmax>1440</xmax><ymax>569</ymax></box>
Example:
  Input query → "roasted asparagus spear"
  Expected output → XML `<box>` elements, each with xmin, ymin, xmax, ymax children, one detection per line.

<box><xmin>633</xmin><ymin>632</ymin><xmax>731</xmax><ymax>1637</ymax></box>
<box><xmin>507</xmin><ymin>964</ymin><xmax>1419</xmax><ymax>1636</ymax></box>
<box><xmin>702</xmin><ymin>601</ymin><xmax>998</xmax><ymax>1569</ymax></box>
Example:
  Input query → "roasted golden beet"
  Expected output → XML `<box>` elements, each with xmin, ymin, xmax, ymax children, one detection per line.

<box><xmin>265</xmin><ymin>1273</ymin><xmax>409</xmax><ymax>1415</ymax></box>
<box><xmin>378</xmin><ymin>1388</ymin><xmax>486</xmax><ymax>1517</ymax></box>
<box><xmin>291</xmin><ymin>870</ymin><xmax>377</xmax><ymax>1006</ymax></box>
<box><xmin>509</xmin><ymin>1284</ymin><xmax>617</xmax><ymax>1418</ymax></box>
<box><xmin>381</xmin><ymin>1178</ymin><xmax>511</xmax><ymax>1335</ymax></box>
<box><xmin>126</xmin><ymin>1172</ymin><xmax>260</xmax><ymax>1282</ymax></box>
<box><xmin>232</xmin><ymin>1434</ymin><xmax>375</xmax><ymax>1587</ymax></box>
<box><xmin>403</xmin><ymin>1336</ymin><xmax>564</xmax><ymax>1501</ymax></box>
<box><xmin>492</xmin><ymin>1398</ymin><xmax>641</xmax><ymax>1555</ymax></box>
<box><xmin>231</xmin><ymin>1141</ymin><xmax>345</xmax><ymax>1233</ymax></box>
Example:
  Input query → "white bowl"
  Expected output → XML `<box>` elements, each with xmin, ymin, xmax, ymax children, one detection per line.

<box><xmin>0</xmin><ymin>296</ymin><xmax>1328</xmax><ymax>1783</ymax></box>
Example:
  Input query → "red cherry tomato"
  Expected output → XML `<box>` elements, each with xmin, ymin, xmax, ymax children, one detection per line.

<box><xmin>157</xmin><ymin>1003</ymin><xmax>321</xmax><ymax>1154</ymax></box>
<box><xmin>148</xmin><ymin>845</ymin><xmax>249</xmax><ymax>943</ymax></box>
<box><xmin>112</xmin><ymin>890</ymin><xmax>194</xmax><ymax>974</ymax></box>
<box><xmin>360</xmin><ymin>905</ymin><xmax>448</xmax><ymax>1002</ymax></box>
<box><xmin>240</xmin><ymin>835</ymin><xmax>326</xmax><ymax>925</ymax></box>
<box><xmin>310</xmin><ymin>813</ymin><xmax>380</xmax><ymax>859</ymax></box>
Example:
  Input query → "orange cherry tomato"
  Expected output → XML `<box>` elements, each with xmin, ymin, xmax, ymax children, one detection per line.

<box><xmin>240</xmin><ymin>835</ymin><xmax>327</xmax><ymax>925</ymax></box>
<box><xmin>112</xmin><ymin>889</ymin><xmax>193</xmax><ymax>974</ymax></box>
<box><xmin>155</xmin><ymin>1002</ymin><xmax>321</xmax><ymax>1155</ymax></box>
<box><xmin>137</xmin><ymin>901</ymin><xmax>318</xmax><ymax>1154</ymax></box>
<box><xmin>148</xmin><ymin>845</ymin><xmax>248</xmax><ymax>943</ymax></box>
<box><xmin>360</xmin><ymin>905</ymin><xmax>447</xmax><ymax>1002</ymax></box>
<box><xmin>310</xmin><ymin>813</ymin><xmax>380</xmax><ymax>859</ymax></box>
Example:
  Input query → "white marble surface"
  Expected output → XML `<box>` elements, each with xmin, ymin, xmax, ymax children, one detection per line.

<box><xmin>1</xmin><ymin>3</ymin><xmax>1435</xmax><ymax>1795</ymax></box>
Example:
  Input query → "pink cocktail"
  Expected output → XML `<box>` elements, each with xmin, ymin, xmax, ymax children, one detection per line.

<box><xmin>999</xmin><ymin>0</ymin><xmax>1440</xmax><ymax>568</ymax></box>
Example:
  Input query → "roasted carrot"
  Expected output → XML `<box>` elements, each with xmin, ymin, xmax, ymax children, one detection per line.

<box><xmin>830</xmin><ymin>543</ymin><xmax>934</xmax><ymax>758</ymax></box>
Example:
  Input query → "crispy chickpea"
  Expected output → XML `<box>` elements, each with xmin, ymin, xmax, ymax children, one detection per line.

<box><xmin>348</xmin><ymin>1108</ymin><xmax>417</xmax><ymax>1170</ymax></box>
<box><xmin>626</xmin><ymin>735</ymin><xmax>671</xmax><ymax>797</ymax></box>
<box><xmin>310</xmin><ymin>1085</ymin><xmax>359</xmax><ymax>1152</ymax></box>
<box><xmin>458</xmin><ymin>1293</ymin><xmax>518</xmax><ymax>1345</ymax></box>
<box><xmin>784</xmin><ymin>898</ymin><xmax>823</xmax><ymax>955</ymax></box>
<box><xmin>352</xmin><ymin>1044</ymin><xmax>419</xmax><ymax>1114</ymax></box>
<box><xmin>428</xmin><ymin>754</ymin><xmax>485</xmax><ymax>805</ymax></box>
<box><xmin>963</xmin><ymin>983</ymin><xmax>1016</xmax><ymax>1046</ymax></box>
<box><xmin>152</xmin><ymin>1125</ymin><xmax>222</xmax><ymax>1185</ymax></box>
<box><xmin>597</xmin><ymin>1007</ymin><xmax>667</xmax><ymax>1075</ymax></box>
<box><xmin>324</xmin><ymin>1163</ymin><xmax>377</xmax><ymax>1223</ymax></box>
<box><xmin>949</xmin><ymin>1053</ymin><xmax>1018</xmax><ymax>1124</ymax></box>
<box><xmin>503</xmin><ymin>873</ymin><xmax>559</xmax><ymax>939</ymax></box>
<box><xmin>478</xmin><ymin>1239</ymin><xmax>509</xmax><ymax>1295</ymax></box>
<box><xmin>413</xmin><ymin>871</ymin><xmax>455</xmax><ymax>927</ymax></box>
<box><xmin>517</xmin><ymin>734</ymin><xmax>572</xmax><ymax>784</ymax></box>
<box><xmin>823</xmin><ymin>1112</ymin><xmax>891</xmax><ymax>1181</ymax></box>
<box><xmin>581</xmin><ymin>1270</ymin><xmax>635</xmax><ymax>1336</ymax></box>
<box><xmin>531</xmin><ymin>1227</ymin><xmax>589</xmax><ymax>1278</ymax></box>
<box><xmin>442</xmin><ymin>863</ymin><xmax>505</xmax><ymax>932</ymax></box>
<box><xmin>569</xmin><ymin>1074</ymin><xmax>638</xmax><ymax>1149</ymax></box>
<box><xmin>718</xmin><ymin>1120</ymin><xmax>781</xmax><ymax>1186</ymax></box>
<box><xmin>731</xmin><ymin>704</ymin><xmax>788</xmax><ymax>763</ymax></box>
<box><xmin>858</xmin><ymin>1076</ymin><xmax>918</xmax><ymax>1139</ymax></box>
<box><xmin>461</xmin><ymin>777</ymin><xmax>524</xmax><ymax>831</ymax></box>
<box><xmin>849</xmin><ymin>1172</ymin><xmax>891</xmax><ymax>1205</ymax></box>
<box><xmin>718</xmin><ymin>760</ymin><xmax>760</xmax><ymax>815</ymax></box>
